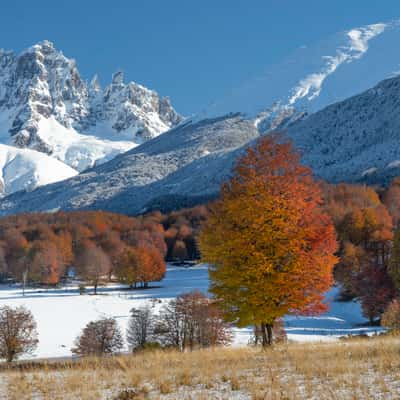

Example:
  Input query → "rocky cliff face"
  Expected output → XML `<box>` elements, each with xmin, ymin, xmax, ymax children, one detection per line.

<box><xmin>2</xmin><ymin>21</ymin><xmax>400</xmax><ymax>212</ymax></box>
<box><xmin>0</xmin><ymin>40</ymin><xmax>181</xmax><ymax>194</ymax></box>
<box><xmin>3</xmin><ymin>72</ymin><xmax>400</xmax><ymax>216</ymax></box>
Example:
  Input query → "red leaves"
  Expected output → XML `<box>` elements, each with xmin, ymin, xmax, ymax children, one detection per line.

<box><xmin>115</xmin><ymin>245</ymin><xmax>166</xmax><ymax>288</ymax></box>
<box><xmin>0</xmin><ymin>210</ymin><xmax>168</xmax><ymax>286</ymax></box>
<box><xmin>355</xmin><ymin>264</ymin><xmax>395</xmax><ymax>323</ymax></box>
<box><xmin>325</xmin><ymin>182</ymin><xmax>398</xmax><ymax>321</ymax></box>
<box><xmin>199</xmin><ymin>135</ymin><xmax>338</xmax><ymax>330</ymax></box>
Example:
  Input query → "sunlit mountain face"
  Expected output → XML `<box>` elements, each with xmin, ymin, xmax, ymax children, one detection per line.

<box><xmin>199</xmin><ymin>20</ymin><xmax>400</xmax><ymax>131</ymax></box>
<box><xmin>3</xmin><ymin>20</ymin><xmax>400</xmax><ymax>215</ymax></box>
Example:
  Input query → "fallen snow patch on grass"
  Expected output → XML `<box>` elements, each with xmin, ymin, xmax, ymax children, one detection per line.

<box><xmin>0</xmin><ymin>264</ymin><xmax>383</xmax><ymax>359</ymax></box>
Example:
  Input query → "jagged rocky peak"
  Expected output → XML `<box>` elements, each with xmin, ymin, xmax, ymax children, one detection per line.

<box><xmin>0</xmin><ymin>40</ymin><xmax>182</xmax><ymax>156</ymax></box>
<box><xmin>111</xmin><ymin>70</ymin><xmax>124</xmax><ymax>86</ymax></box>
<box><xmin>0</xmin><ymin>40</ymin><xmax>182</xmax><ymax>196</ymax></box>
<box><xmin>0</xmin><ymin>40</ymin><xmax>89</xmax><ymax>152</ymax></box>
<box><xmin>98</xmin><ymin>70</ymin><xmax>182</xmax><ymax>139</ymax></box>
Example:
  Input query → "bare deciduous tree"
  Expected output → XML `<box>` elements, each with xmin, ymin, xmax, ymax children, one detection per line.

<box><xmin>155</xmin><ymin>291</ymin><xmax>232</xmax><ymax>351</ymax></box>
<box><xmin>76</xmin><ymin>245</ymin><xmax>111</xmax><ymax>294</ymax></box>
<box><xmin>0</xmin><ymin>305</ymin><xmax>38</xmax><ymax>362</ymax></box>
<box><xmin>71</xmin><ymin>317</ymin><xmax>123</xmax><ymax>356</ymax></box>
<box><xmin>127</xmin><ymin>305</ymin><xmax>154</xmax><ymax>350</ymax></box>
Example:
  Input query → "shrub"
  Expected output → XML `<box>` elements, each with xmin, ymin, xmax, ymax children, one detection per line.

<box><xmin>72</xmin><ymin>317</ymin><xmax>124</xmax><ymax>356</ymax></box>
<box><xmin>155</xmin><ymin>291</ymin><xmax>232</xmax><ymax>351</ymax></box>
<box><xmin>0</xmin><ymin>305</ymin><xmax>38</xmax><ymax>362</ymax></box>
<box><xmin>382</xmin><ymin>299</ymin><xmax>400</xmax><ymax>330</ymax></box>
<box><xmin>127</xmin><ymin>306</ymin><xmax>154</xmax><ymax>351</ymax></box>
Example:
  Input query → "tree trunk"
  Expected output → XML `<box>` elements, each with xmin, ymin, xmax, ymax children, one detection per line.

<box><xmin>266</xmin><ymin>324</ymin><xmax>273</xmax><ymax>346</ymax></box>
<box><xmin>94</xmin><ymin>281</ymin><xmax>98</xmax><ymax>295</ymax></box>
<box><xmin>260</xmin><ymin>322</ymin><xmax>273</xmax><ymax>347</ymax></box>
<box><xmin>7</xmin><ymin>350</ymin><xmax>14</xmax><ymax>363</ymax></box>
<box><xmin>261</xmin><ymin>323</ymin><xmax>268</xmax><ymax>347</ymax></box>
<box><xmin>22</xmin><ymin>270</ymin><xmax>28</xmax><ymax>297</ymax></box>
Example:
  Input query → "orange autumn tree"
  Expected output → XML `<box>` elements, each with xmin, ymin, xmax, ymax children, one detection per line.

<box><xmin>199</xmin><ymin>135</ymin><xmax>338</xmax><ymax>346</ymax></box>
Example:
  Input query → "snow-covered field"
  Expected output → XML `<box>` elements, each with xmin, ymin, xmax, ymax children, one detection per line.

<box><xmin>0</xmin><ymin>264</ymin><xmax>383</xmax><ymax>360</ymax></box>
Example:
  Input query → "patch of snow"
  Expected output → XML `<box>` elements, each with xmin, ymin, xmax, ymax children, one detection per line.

<box><xmin>36</xmin><ymin>116</ymin><xmax>135</xmax><ymax>171</ymax></box>
<box><xmin>288</xmin><ymin>24</ymin><xmax>386</xmax><ymax>105</ymax></box>
<box><xmin>386</xmin><ymin>160</ymin><xmax>400</xmax><ymax>169</ymax></box>
<box><xmin>197</xmin><ymin>20</ymin><xmax>396</xmax><ymax>129</ymax></box>
<box><xmin>0</xmin><ymin>265</ymin><xmax>383</xmax><ymax>360</ymax></box>
<box><xmin>361</xmin><ymin>167</ymin><xmax>378</xmax><ymax>177</ymax></box>
<box><xmin>0</xmin><ymin>143</ymin><xmax>77</xmax><ymax>195</ymax></box>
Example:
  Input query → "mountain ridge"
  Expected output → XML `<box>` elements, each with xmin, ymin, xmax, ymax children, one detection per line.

<box><xmin>3</xmin><ymin>69</ymin><xmax>400</xmax><ymax>216</ymax></box>
<box><xmin>3</xmin><ymin>21</ymin><xmax>400</xmax><ymax>214</ymax></box>
<box><xmin>0</xmin><ymin>40</ymin><xmax>181</xmax><ymax>194</ymax></box>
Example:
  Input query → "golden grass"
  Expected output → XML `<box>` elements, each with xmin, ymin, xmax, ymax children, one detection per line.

<box><xmin>0</xmin><ymin>336</ymin><xmax>400</xmax><ymax>399</ymax></box>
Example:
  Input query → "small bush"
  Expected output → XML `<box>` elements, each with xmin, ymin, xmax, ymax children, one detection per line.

<box><xmin>0</xmin><ymin>305</ymin><xmax>38</xmax><ymax>362</ymax></box>
<box><xmin>72</xmin><ymin>317</ymin><xmax>124</xmax><ymax>356</ymax></box>
<box><xmin>113</xmin><ymin>389</ymin><xmax>144</xmax><ymax>400</ymax></box>
<box><xmin>382</xmin><ymin>299</ymin><xmax>400</xmax><ymax>330</ymax></box>
<box><xmin>159</xmin><ymin>381</ymin><xmax>173</xmax><ymax>394</ymax></box>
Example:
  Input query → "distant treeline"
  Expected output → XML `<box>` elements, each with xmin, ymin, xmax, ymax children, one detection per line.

<box><xmin>322</xmin><ymin>179</ymin><xmax>400</xmax><ymax>323</ymax></box>
<box><xmin>1</xmin><ymin>177</ymin><xmax>400</xmax><ymax>325</ymax></box>
<box><xmin>0</xmin><ymin>205</ymin><xmax>208</xmax><ymax>286</ymax></box>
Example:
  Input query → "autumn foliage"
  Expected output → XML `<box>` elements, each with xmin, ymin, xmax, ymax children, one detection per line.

<box><xmin>323</xmin><ymin>181</ymin><xmax>398</xmax><ymax>321</ymax></box>
<box><xmin>115</xmin><ymin>246</ymin><xmax>166</xmax><ymax>288</ymax></box>
<box><xmin>199</xmin><ymin>136</ymin><xmax>338</xmax><ymax>345</ymax></box>
<box><xmin>0</xmin><ymin>305</ymin><xmax>38</xmax><ymax>362</ymax></box>
<box><xmin>3</xmin><ymin>141</ymin><xmax>400</xmax><ymax>328</ymax></box>
<box><xmin>0</xmin><ymin>211</ymin><xmax>168</xmax><ymax>289</ymax></box>
<box><xmin>71</xmin><ymin>317</ymin><xmax>124</xmax><ymax>356</ymax></box>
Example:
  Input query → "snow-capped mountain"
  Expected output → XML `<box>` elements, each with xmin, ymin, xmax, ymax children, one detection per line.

<box><xmin>199</xmin><ymin>20</ymin><xmax>400</xmax><ymax>132</ymax></box>
<box><xmin>3</xmin><ymin>20</ymin><xmax>400</xmax><ymax>215</ymax></box>
<box><xmin>286</xmin><ymin>74</ymin><xmax>400</xmax><ymax>184</ymax></box>
<box><xmin>0</xmin><ymin>40</ymin><xmax>181</xmax><ymax>193</ymax></box>
<box><xmin>0</xmin><ymin>114</ymin><xmax>260</xmax><ymax>215</ymax></box>
<box><xmin>0</xmin><ymin>144</ymin><xmax>77</xmax><ymax>196</ymax></box>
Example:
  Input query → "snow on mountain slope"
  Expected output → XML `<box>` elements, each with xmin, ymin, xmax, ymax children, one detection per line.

<box><xmin>200</xmin><ymin>20</ymin><xmax>400</xmax><ymax>132</ymax></box>
<box><xmin>0</xmin><ymin>114</ymin><xmax>259</xmax><ymax>214</ymax></box>
<box><xmin>0</xmin><ymin>144</ymin><xmax>77</xmax><ymax>195</ymax></box>
<box><xmin>0</xmin><ymin>40</ymin><xmax>181</xmax><ymax>193</ymax></box>
<box><xmin>5</xmin><ymin>66</ymin><xmax>400</xmax><ymax>215</ymax></box>
<box><xmin>285</xmin><ymin>73</ymin><xmax>400</xmax><ymax>183</ymax></box>
<box><xmin>35</xmin><ymin>116</ymin><xmax>134</xmax><ymax>171</ymax></box>
<box><xmin>3</xmin><ymin>20</ymin><xmax>400</xmax><ymax>214</ymax></box>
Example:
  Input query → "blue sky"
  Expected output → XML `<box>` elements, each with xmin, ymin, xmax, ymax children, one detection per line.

<box><xmin>1</xmin><ymin>1</ymin><xmax>399</xmax><ymax>115</ymax></box>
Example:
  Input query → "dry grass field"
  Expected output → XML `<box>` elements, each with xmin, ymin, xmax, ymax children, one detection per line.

<box><xmin>0</xmin><ymin>336</ymin><xmax>399</xmax><ymax>399</ymax></box>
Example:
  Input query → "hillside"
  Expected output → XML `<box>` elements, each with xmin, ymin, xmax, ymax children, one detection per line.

<box><xmin>286</xmin><ymin>74</ymin><xmax>400</xmax><ymax>184</ymax></box>
<box><xmin>0</xmin><ymin>114</ymin><xmax>259</xmax><ymax>214</ymax></box>
<box><xmin>4</xmin><ymin>22</ymin><xmax>400</xmax><ymax>214</ymax></box>
<box><xmin>4</xmin><ymin>70</ymin><xmax>400</xmax><ymax>215</ymax></box>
